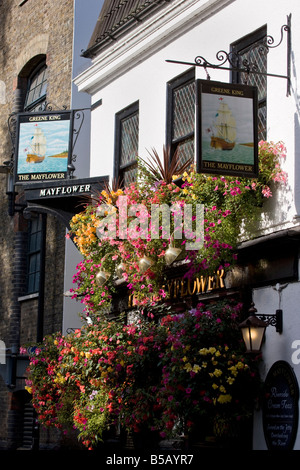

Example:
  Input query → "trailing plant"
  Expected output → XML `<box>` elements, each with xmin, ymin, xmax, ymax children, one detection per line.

<box><xmin>68</xmin><ymin>141</ymin><xmax>287</xmax><ymax>317</ymax></box>
<box><xmin>24</xmin><ymin>300</ymin><xmax>262</xmax><ymax>449</ymax></box>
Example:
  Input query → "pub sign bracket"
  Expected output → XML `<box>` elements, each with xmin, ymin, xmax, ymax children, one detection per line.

<box><xmin>5</xmin><ymin>104</ymin><xmax>88</xmax><ymax>216</ymax></box>
<box><xmin>166</xmin><ymin>14</ymin><xmax>291</xmax><ymax>96</ymax></box>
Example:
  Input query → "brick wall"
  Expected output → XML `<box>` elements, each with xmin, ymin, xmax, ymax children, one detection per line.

<box><xmin>0</xmin><ymin>0</ymin><xmax>74</xmax><ymax>449</ymax></box>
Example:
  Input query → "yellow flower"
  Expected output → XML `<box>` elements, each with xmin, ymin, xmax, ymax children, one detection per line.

<box><xmin>219</xmin><ymin>385</ymin><xmax>226</xmax><ymax>393</ymax></box>
<box><xmin>184</xmin><ymin>363</ymin><xmax>193</xmax><ymax>372</ymax></box>
<box><xmin>227</xmin><ymin>377</ymin><xmax>235</xmax><ymax>385</ymax></box>
<box><xmin>25</xmin><ymin>386</ymin><xmax>32</xmax><ymax>394</ymax></box>
<box><xmin>228</xmin><ymin>366</ymin><xmax>238</xmax><ymax>376</ymax></box>
<box><xmin>217</xmin><ymin>394</ymin><xmax>232</xmax><ymax>404</ymax></box>
<box><xmin>212</xmin><ymin>383</ymin><xmax>218</xmax><ymax>390</ymax></box>
<box><xmin>213</xmin><ymin>369</ymin><xmax>222</xmax><ymax>377</ymax></box>
<box><xmin>54</xmin><ymin>373</ymin><xmax>65</xmax><ymax>385</ymax></box>
<box><xmin>199</xmin><ymin>348</ymin><xmax>208</xmax><ymax>355</ymax></box>
<box><xmin>192</xmin><ymin>364</ymin><xmax>201</xmax><ymax>373</ymax></box>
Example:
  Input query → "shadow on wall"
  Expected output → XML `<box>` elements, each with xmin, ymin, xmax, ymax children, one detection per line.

<box><xmin>291</xmin><ymin>49</ymin><xmax>300</xmax><ymax>218</ymax></box>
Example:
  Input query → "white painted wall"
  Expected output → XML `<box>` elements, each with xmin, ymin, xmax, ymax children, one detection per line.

<box><xmin>252</xmin><ymin>282</ymin><xmax>300</xmax><ymax>449</ymax></box>
<box><xmin>76</xmin><ymin>0</ymin><xmax>299</xmax><ymax>235</ymax></box>
<box><xmin>73</xmin><ymin>0</ymin><xmax>300</xmax><ymax>449</ymax></box>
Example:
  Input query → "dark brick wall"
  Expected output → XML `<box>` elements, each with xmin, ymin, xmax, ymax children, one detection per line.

<box><xmin>0</xmin><ymin>0</ymin><xmax>73</xmax><ymax>449</ymax></box>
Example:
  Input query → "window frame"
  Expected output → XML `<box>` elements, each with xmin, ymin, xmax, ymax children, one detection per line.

<box><xmin>26</xmin><ymin>215</ymin><xmax>46</xmax><ymax>295</ymax></box>
<box><xmin>114</xmin><ymin>101</ymin><xmax>139</xmax><ymax>187</ymax></box>
<box><xmin>166</xmin><ymin>68</ymin><xmax>196</xmax><ymax>162</ymax></box>
<box><xmin>24</xmin><ymin>61</ymin><xmax>48</xmax><ymax>112</ymax></box>
<box><xmin>231</xmin><ymin>25</ymin><xmax>267</xmax><ymax>141</ymax></box>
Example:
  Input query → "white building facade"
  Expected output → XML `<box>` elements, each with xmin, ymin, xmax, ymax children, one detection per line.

<box><xmin>73</xmin><ymin>0</ymin><xmax>300</xmax><ymax>450</ymax></box>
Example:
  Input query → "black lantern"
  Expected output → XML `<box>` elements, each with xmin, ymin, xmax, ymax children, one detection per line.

<box><xmin>239</xmin><ymin>303</ymin><xmax>283</xmax><ymax>353</ymax></box>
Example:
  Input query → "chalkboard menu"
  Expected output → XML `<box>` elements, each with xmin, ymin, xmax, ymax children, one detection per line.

<box><xmin>263</xmin><ymin>361</ymin><xmax>299</xmax><ymax>450</ymax></box>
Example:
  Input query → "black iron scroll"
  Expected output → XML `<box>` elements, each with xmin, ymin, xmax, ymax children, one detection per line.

<box><xmin>166</xmin><ymin>15</ymin><xmax>291</xmax><ymax>96</ymax></box>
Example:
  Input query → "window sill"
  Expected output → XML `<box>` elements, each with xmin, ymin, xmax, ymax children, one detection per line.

<box><xmin>18</xmin><ymin>292</ymin><xmax>39</xmax><ymax>302</ymax></box>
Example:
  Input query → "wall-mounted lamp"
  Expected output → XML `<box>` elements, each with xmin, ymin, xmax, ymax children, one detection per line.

<box><xmin>239</xmin><ymin>302</ymin><xmax>283</xmax><ymax>353</ymax></box>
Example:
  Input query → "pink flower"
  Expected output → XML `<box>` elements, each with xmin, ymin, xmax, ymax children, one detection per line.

<box><xmin>262</xmin><ymin>186</ymin><xmax>272</xmax><ymax>198</ymax></box>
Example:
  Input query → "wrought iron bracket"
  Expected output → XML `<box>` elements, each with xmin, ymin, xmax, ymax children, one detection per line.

<box><xmin>166</xmin><ymin>14</ymin><xmax>291</xmax><ymax>96</ymax></box>
<box><xmin>257</xmin><ymin>309</ymin><xmax>283</xmax><ymax>334</ymax></box>
<box><xmin>6</xmin><ymin>104</ymin><xmax>90</xmax><ymax>215</ymax></box>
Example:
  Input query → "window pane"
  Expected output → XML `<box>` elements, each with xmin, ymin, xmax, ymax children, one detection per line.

<box><xmin>27</xmin><ymin>274</ymin><xmax>35</xmax><ymax>294</ymax></box>
<box><xmin>232</xmin><ymin>29</ymin><xmax>267</xmax><ymax>141</ymax></box>
<box><xmin>173</xmin><ymin>81</ymin><xmax>195</xmax><ymax>141</ymax></box>
<box><xmin>257</xmin><ymin>104</ymin><xmax>267</xmax><ymax>140</ymax></box>
<box><xmin>120</xmin><ymin>112</ymin><xmax>139</xmax><ymax>166</ymax></box>
<box><xmin>29</xmin><ymin>255</ymin><xmax>37</xmax><ymax>274</ymax></box>
<box><xmin>239</xmin><ymin>45</ymin><xmax>267</xmax><ymax>102</ymax></box>
<box><xmin>24</xmin><ymin>64</ymin><xmax>48</xmax><ymax>111</ymax></box>
<box><xmin>26</xmin><ymin>216</ymin><xmax>43</xmax><ymax>294</ymax></box>
<box><xmin>122</xmin><ymin>164</ymin><xmax>138</xmax><ymax>187</ymax></box>
<box><xmin>29</xmin><ymin>233</ymin><xmax>37</xmax><ymax>252</ymax></box>
<box><xmin>176</xmin><ymin>137</ymin><xmax>194</xmax><ymax>166</ymax></box>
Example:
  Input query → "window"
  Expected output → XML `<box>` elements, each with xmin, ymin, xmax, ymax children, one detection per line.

<box><xmin>231</xmin><ymin>26</ymin><xmax>267</xmax><ymax>141</ymax></box>
<box><xmin>114</xmin><ymin>102</ymin><xmax>139</xmax><ymax>187</ymax></box>
<box><xmin>26</xmin><ymin>216</ymin><xmax>44</xmax><ymax>294</ymax></box>
<box><xmin>166</xmin><ymin>69</ymin><xmax>195</xmax><ymax>165</ymax></box>
<box><xmin>21</xmin><ymin>60</ymin><xmax>47</xmax><ymax>295</ymax></box>
<box><xmin>24</xmin><ymin>62</ymin><xmax>48</xmax><ymax>112</ymax></box>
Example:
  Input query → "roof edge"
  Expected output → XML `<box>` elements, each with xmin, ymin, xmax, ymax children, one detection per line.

<box><xmin>82</xmin><ymin>0</ymin><xmax>172</xmax><ymax>59</ymax></box>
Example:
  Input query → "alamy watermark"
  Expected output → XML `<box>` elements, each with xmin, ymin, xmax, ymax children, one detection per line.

<box><xmin>95</xmin><ymin>196</ymin><xmax>204</xmax><ymax>250</ymax></box>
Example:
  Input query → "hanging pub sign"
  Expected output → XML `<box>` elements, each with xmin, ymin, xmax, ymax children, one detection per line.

<box><xmin>14</xmin><ymin>110</ymin><xmax>73</xmax><ymax>183</ymax></box>
<box><xmin>262</xmin><ymin>360</ymin><xmax>299</xmax><ymax>450</ymax></box>
<box><xmin>196</xmin><ymin>79</ymin><xmax>258</xmax><ymax>178</ymax></box>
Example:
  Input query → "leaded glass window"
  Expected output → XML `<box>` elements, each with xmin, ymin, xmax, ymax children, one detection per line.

<box><xmin>114</xmin><ymin>102</ymin><xmax>139</xmax><ymax>187</ymax></box>
<box><xmin>231</xmin><ymin>26</ymin><xmax>267</xmax><ymax>141</ymax></box>
<box><xmin>167</xmin><ymin>69</ymin><xmax>195</xmax><ymax>165</ymax></box>
<box><xmin>24</xmin><ymin>63</ymin><xmax>48</xmax><ymax>112</ymax></box>
<box><xmin>27</xmin><ymin>216</ymin><xmax>43</xmax><ymax>294</ymax></box>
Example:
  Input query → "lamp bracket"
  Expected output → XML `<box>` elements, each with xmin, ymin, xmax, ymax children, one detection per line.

<box><xmin>257</xmin><ymin>309</ymin><xmax>283</xmax><ymax>333</ymax></box>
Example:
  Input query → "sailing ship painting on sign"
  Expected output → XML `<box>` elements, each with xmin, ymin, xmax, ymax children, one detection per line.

<box><xmin>26</xmin><ymin>124</ymin><xmax>47</xmax><ymax>163</ymax></box>
<box><xmin>15</xmin><ymin>111</ymin><xmax>72</xmax><ymax>183</ymax></box>
<box><xmin>197</xmin><ymin>80</ymin><xmax>258</xmax><ymax>178</ymax></box>
<box><xmin>210</xmin><ymin>97</ymin><xmax>236</xmax><ymax>151</ymax></box>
